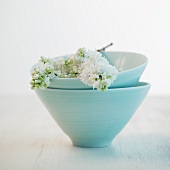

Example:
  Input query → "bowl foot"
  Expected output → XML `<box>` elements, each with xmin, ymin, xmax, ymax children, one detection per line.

<box><xmin>71</xmin><ymin>138</ymin><xmax>112</xmax><ymax>148</ymax></box>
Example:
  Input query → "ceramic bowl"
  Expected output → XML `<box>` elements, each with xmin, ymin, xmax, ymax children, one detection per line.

<box><xmin>35</xmin><ymin>82</ymin><xmax>151</xmax><ymax>148</ymax></box>
<box><xmin>49</xmin><ymin>51</ymin><xmax>148</xmax><ymax>89</ymax></box>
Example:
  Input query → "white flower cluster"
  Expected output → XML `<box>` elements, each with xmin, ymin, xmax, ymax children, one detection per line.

<box><xmin>53</xmin><ymin>48</ymin><xmax>89</xmax><ymax>78</ymax></box>
<box><xmin>30</xmin><ymin>57</ymin><xmax>55</xmax><ymax>89</ymax></box>
<box><xmin>79</xmin><ymin>50</ymin><xmax>118</xmax><ymax>91</ymax></box>
<box><xmin>30</xmin><ymin>48</ymin><xmax>119</xmax><ymax>91</ymax></box>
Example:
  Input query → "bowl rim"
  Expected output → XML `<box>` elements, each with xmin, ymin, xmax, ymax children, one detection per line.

<box><xmin>43</xmin><ymin>82</ymin><xmax>151</xmax><ymax>92</ymax></box>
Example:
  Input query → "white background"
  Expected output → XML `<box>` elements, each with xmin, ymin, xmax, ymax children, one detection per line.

<box><xmin>0</xmin><ymin>0</ymin><xmax>170</xmax><ymax>96</ymax></box>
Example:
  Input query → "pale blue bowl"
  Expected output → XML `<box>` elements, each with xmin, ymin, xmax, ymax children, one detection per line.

<box><xmin>49</xmin><ymin>51</ymin><xmax>148</xmax><ymax>89</ymax></box>
<box><xmin>35</xmin><ymin>82</ymin><xmax>150</xmax><ymax>148</ymax></box>
<box><xmin>102</xmin><ymin>51</ymin><xmax>148</xmax><ymax>88</ymax></box>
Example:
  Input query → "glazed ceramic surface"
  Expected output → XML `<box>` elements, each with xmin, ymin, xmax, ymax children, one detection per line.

<box><xmin>35</xmin><ymin>82</ymin><xmax>150</xmax><ymax>148</ymax></box>
<box><xmin>49</xmin><ymin>51</ymin><xmax>148</xmax><ymax>89</ymax></box>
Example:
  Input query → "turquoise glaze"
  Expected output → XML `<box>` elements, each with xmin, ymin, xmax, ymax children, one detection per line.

<box><xmin>102</xmin><ymin>51</ymin><xmax>148</xmax><ymax>88</ymax></box>
<box><xmin>35</xmin><ymin>82</ymin><xmax>151</xmax><ymax>148</ymax></box>
<box><xmin>49</xmin><ymin>51</ymin><xmax>148</xmax><ymax>89</ymax></box>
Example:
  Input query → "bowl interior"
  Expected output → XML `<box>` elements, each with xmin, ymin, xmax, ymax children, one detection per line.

<box><xmin>101</xmin><ymin>51</ymin><xmax>148</xmax><ymax>72</ymax></box>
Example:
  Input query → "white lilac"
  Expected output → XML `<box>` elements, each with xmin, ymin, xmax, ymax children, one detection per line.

<box><xmin>30</xmin><ymin>48</ymin><xmax>119</xmax><ymax>91</ymax></box>
<box><xmin>53</xmin><ymin>55</ymin><xmax>77</xmax><ymax>78</ymax></box>
<box><xmin>79</xmin><ymin>50</ymin><xmax>118</xmax><ymax>91</ymax></box>
<box><xmin>53</xmin><ymin>48</ymin><xmax>89</xmax><ymax>78</ymax></box>
<box><xmin>30</xmin><ymin>56</ymin><xmax>55</xmax><ymax>90</ymax></box>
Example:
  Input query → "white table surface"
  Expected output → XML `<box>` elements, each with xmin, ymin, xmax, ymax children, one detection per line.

<box><xmin>0</xmin><ymin>94</ymin><xmax>170</xmax><ymax>170</ymax></box>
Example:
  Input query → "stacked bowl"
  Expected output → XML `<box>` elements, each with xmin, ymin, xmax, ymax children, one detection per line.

<box><xmin>35</xmin><ymin>51</ymin><xmax>150</xmax><ymax>148</ymax></box>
